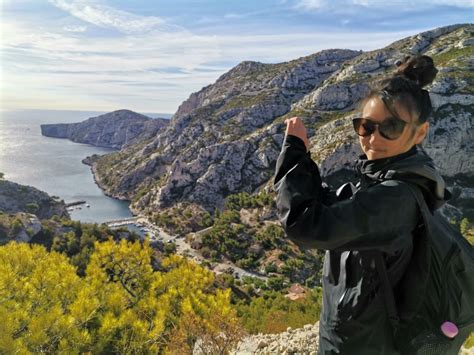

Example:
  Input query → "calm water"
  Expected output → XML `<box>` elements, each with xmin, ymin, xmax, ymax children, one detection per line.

<box><xmin>0</xmin><ymin>109</ymin><xmax>171</xmax><ymax>223</ymax></box>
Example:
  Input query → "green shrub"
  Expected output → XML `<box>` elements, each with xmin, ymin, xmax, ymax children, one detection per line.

<box><xmin>236</xmin><ymin>288</ymin><xmax>323</xmax><ymax>334</ymax></box>
<box><xmin>11</xmin><ymin>218</ymin><xmax>23</xmax><ymax>234</ymax></box>
<box><xmin>266</xmin><ymin>276</ymin><xmax>285</xmax><ymax>291</ymax></box>
<box><xmin>164</xmin><ymin>242</ymin><xmax>177</xmax><ymax>255</ymax></box>
<box><xmin>25</xmin><ymin>202</ymin><xmax>39</xmax><ymax>213</ymax></box>
<box><xmin>225</xmin><ymin>191</ymin><xmax>274</xmax><ymax>211</ymax></box>
<box><xmin>264</xmin><ymin>263</ymin><xmax>278</xmax><ymax>274</ymax></box>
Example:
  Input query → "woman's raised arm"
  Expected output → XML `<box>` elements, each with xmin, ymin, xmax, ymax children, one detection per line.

<box><xmin>273</xmin><ymin>134</ymin><xmax>419</xmax><ymax>252</ymax></box>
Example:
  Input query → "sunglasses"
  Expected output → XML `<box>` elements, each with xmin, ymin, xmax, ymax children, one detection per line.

<box><xmin>352</xmin><ymin>116</ymin><xmax>408</xmax><ymax>140</ymax></box>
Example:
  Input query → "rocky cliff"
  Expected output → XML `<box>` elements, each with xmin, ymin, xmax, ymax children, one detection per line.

<box><xmin>0</xmin><ymin>212</ymin><xmax>44</xmax><ymax>244</ymax></box>
<box><xmin>0</xmin><ymin>179</ymin><xmax>69</xmax><ymax>220</ymax></box>
<box><xmin>90</xmin><ymin>49</ymin><xmax>362</xmax><ymax>206</ymax></box>
<box><xmin>0</xmin><ymin>178</ymin><xmax>70</xmax><ymax>243</ymax></box>
<box><xmin>90</xmin><ymin>24</ymin><xmax>473</xmax><ymax>220</ymax></box>
<box><xmin>41</xmin><ymin>109</ymin><xmax>169</xmax><ymax>149</ymax></box>
<box><xmin>226</xmin><ymin>321</ymin><xmax>473</xmax><ymax>355</ymax></box>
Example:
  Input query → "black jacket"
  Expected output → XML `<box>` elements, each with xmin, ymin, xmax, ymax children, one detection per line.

<box><xmin>273</xmin><ymin>134</ymin><xmax>451</xmax><ymax>355</ymax></box>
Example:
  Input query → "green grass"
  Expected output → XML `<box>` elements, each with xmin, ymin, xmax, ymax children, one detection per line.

<box><xmin>432</xmin><ymin>45</ymin><xmax>474</xmax><ymax>67</ymax></box>
<box><xmin>314</xmin><ymin>110</ymin><xmax>354</xmax><ymax>129</ymax></box>
<box><xmin>220</xmin><ymin>91</ymin><xmax>272</xmax><ymax>111</ymax></box>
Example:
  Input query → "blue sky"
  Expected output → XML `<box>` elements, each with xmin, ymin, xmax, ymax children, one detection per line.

<box><xmin>1</xmin><ymin>0</ymin><xmax>472</xmax><ymax>113</ymax></box>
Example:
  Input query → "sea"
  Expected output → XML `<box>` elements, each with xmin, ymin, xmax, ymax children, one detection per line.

<box><xmin>0</xmin><ymin>109</ymin><xmax>172</xmax><ymax>224</ymax></box>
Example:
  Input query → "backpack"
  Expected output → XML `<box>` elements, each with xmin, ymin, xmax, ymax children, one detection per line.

<box><xmin>375</xmin><ymin>181</ymin><xmax>474</xmax><ymax>355</ymax></box>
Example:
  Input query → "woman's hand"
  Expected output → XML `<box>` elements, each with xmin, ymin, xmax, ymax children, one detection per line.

<box><xmin>284</xmin><ymin>116</ymin><xmax>309</xmax><ymax>151</ymax></box>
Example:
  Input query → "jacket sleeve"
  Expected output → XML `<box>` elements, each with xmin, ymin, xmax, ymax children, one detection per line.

<box><xmin>273</xmin><ymin>134</ymin><xmax>419</xmax><ymax>252</ymax></box>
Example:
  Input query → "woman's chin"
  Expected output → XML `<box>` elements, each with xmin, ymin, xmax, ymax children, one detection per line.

<box><xmin>366</xmin><ymin>149</ymin><xmax>388</xmax><ymax>160</ymax></box>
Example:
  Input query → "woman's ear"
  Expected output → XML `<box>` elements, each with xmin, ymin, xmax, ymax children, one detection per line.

<box><xmin>415</xmin><ymin>122</ymin><xmax>429</xmax><ymax>144</ymax></box>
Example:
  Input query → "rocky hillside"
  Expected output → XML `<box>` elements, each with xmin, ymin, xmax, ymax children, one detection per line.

<box><xmin>0</xmin><ymin>179</ymin><xmax>69</xmax><ymax>220</ymax></box>
<box><xmin>41</xmin><ymin>109</ymin><xmax>169</xmax><ymax>149</ymax></box>
<box><xmin>196</xmin><ymin>322</ymin><xmax>321</xmax><ymax>354</ymax></box>
<box><xmin>0</xmin><ymin>212</ymin><xmax>44</xmax><ymax>244</ymax></box>
<box><xmin>0</xmin><ymin>178</ymin><xmax>70</xmax><ymax>245</ymax></box>
<box><xmin>89</xmin><ymin>49</ymin><xmax>361</xmax><ymax>206</ymax></box>
<box><xmin>90</xmin><ymin>24</ymin><xmax>473</xmax><ymax>220</ymax></box>
<box><xmin>226</xmin><ymin>321</ymin><xmax>473</xmax><ymax>355</ymax></box>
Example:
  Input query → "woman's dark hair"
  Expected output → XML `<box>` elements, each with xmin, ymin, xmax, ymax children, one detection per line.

<box><xmin>362</xmin><ymin>55</ymin><xmax>438</xmax><ymax>126</ymax></box>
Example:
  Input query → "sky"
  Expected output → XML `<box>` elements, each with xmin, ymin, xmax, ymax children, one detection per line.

<box><xmin>1</xmin><ymin>1</ymin><xmax>472</xmax><ymax>114</ymax></box>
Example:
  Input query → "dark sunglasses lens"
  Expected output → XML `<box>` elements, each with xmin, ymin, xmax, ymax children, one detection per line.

<box><xmin>353</xmin><ymin>117</ymin><xmax>406</xmax><ymax>140</ymax></box>
<box><xmin>352</xmin><ymin>118</ymin><xmax>374</xmax><ymax>137</ymax></box>
<box><xmin>378</xmin><ymin>118</ymin><xmax>406</xmax><ymax>140</ymax></box>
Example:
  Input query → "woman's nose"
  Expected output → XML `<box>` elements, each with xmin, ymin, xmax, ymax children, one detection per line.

<box><xmin>369</xmin><ymin>126</ymin><xmax>384</xmax><ymax>143</ymax></box>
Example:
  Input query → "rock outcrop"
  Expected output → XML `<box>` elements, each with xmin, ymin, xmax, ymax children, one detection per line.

<box><xmin>228</xmin><ymin>323</ymin><xmax>319</xmax><ymax>354</ymax></box>
<box><xmin>41</xmin><ymin>109</ymin><xmax>169</xmax><ymax>149</ymax></box>
<box><xmin>0</xmin><ymin>212</ymin><xmax>43</xmax><ymax>244</ymax></box>
<box><xmin>224</xmin><ymin>321</ymin><xmax>474</xmax><ymax>355</ymax></box>
<box><xmin>88</xmin><ymin>24</ymin><xmax>472</xmax><ymax>219</ymax></box>
<box><xmin>0</xmin><ymin>179</ymin><xmax>69</xmax><ymax>220</ymax></box>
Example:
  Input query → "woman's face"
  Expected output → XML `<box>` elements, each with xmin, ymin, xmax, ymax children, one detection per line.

<box><xmin>359</xmin><ymin>96</ymin><xmax>429</xmax><ymax>160</ymax></box>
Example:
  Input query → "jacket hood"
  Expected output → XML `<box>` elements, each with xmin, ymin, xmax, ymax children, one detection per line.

<box><xmin>354</xmin><ymin>145</ymin><xmax>451</xmax><ymax>210</ymax></box>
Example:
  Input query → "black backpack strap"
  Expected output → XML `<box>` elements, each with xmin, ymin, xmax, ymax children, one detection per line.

<box><xmin>371</xmin><ymin>251</ymin><xmax>400</xmax><ymax>333</ymax></box>
<box><xmin>373</xmin><ymin>181</ymin><xmax>428</xmax><ymax>337</ymax></box>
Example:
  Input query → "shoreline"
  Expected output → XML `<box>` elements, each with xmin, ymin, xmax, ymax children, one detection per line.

<box><xmin>84</xmin><ymin>156</ymin><xmax>152</xmax><ymax>224</ymax></box>
<box><xmin>84</xmin><ymin>157</ymin><xmax>132</xmax><ymax>203</ymax></box>
<box><xmin>82</xmin><ymin>154</ymin><xmax>268</xmax><ymax>281</ymax></box>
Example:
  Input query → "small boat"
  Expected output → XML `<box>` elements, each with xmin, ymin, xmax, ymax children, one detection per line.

<box><xmin>86</xmin><ymin>204</ymin><xmax>90</xmax><ymax>208</ymax></box>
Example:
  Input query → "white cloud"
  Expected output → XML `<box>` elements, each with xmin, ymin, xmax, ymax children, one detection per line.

<box><xmin>1</xmin><ymin>16</ymin><xmax>429</xmax><ymax>112</ymax></box>
<box><xmin>223</xmin><ymin>11</ymin><xmax>264</xmax><ymax>20</ymax></box>
<box><xmin>351</xmin><ymin>0</ymin><xmax>369</xmax><ymax>6</ymax></box>
<box><xmin>1</xmin><ymin>20</ymin><xmax>222</xmax><ymax>111</ymax></box>
<box><xmin>224</xmin><ymin>13</ymin><xmax>242</xmax><ymax>19</ymax></box>
<box><xmin>63</xmin><ymin>24</ymin><xmax>87</xmax><ymax>32</ymax></box>
<box><xmin>48</xmin><ymin>0</ymin><xmax>179</xmax><ymax>34</ymax></box>
<box><xmin>350</xmin><ymin>0</ymin><xmax>474</xmax><ymax>7</ymax></box>
<box><xmin>295</xmin><ymin>0</ymin><xmax>328</xmax><ymax>10</ymax></box>
<box><xmin>430</xmin><ymin>0</ymin><xmax>473</xmax><ymax>7</ymax></box>
<box><xmin>295</xmin><ymin>0</ymin><xmax>473</xmax><ymax>11</ymax></box>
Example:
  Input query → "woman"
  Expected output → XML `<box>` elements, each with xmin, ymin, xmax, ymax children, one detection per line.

<box><xmin>273</xmin><ymin>55</ymin><xmax>451</xmax><ymax>354</ymax></box>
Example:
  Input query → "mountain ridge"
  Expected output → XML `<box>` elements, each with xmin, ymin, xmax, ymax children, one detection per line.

<box><xmin>85</xmin><ymin>24</ymin><xmax>472</xmax><ymax>224</ymax></box>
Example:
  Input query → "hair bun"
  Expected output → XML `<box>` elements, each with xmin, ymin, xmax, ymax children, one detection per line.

<box><xmin>395</xmin><ymin>55</ymin><xmax>438</xmax><ymax>88</ymax></box>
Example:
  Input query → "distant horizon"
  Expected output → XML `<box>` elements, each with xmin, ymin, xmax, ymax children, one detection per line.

<box><xmin>2</xmin><ymin>1</ymin><xmax>472</xmax><ymax>112</ymax></box>
<box><xmin>0</xmin><ymin>108</ymin><xmax>174</xmax><ymax>118</ymax></box>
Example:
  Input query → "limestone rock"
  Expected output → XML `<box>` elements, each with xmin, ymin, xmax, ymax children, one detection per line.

<box><xmin>0</xmin><ymin>180</ymin><xmax>69</xmax><ymax>219</ymax></box>
<box><xmin>299</xmin><ymin>81</ymin><xmax>370</xmax><ymax>111</ymax></box>
<box><xmin>41</xmin><ymin>109</ymin><xmax>169</xmax><ymax>149</ymax></box>
<box><xmin>11</xmin><ymin>213</ymin><xmax>42</xmax><ymax>243</ymax></box>
<box><xmin>228</xmin><ymin>322</ymin><xmax>320</xmax><ymax>355</ymax></box>
<box><xmin>422</xmin><ymin>101</ymin><xmax>473</xmax><ymax>177</ymax></box>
